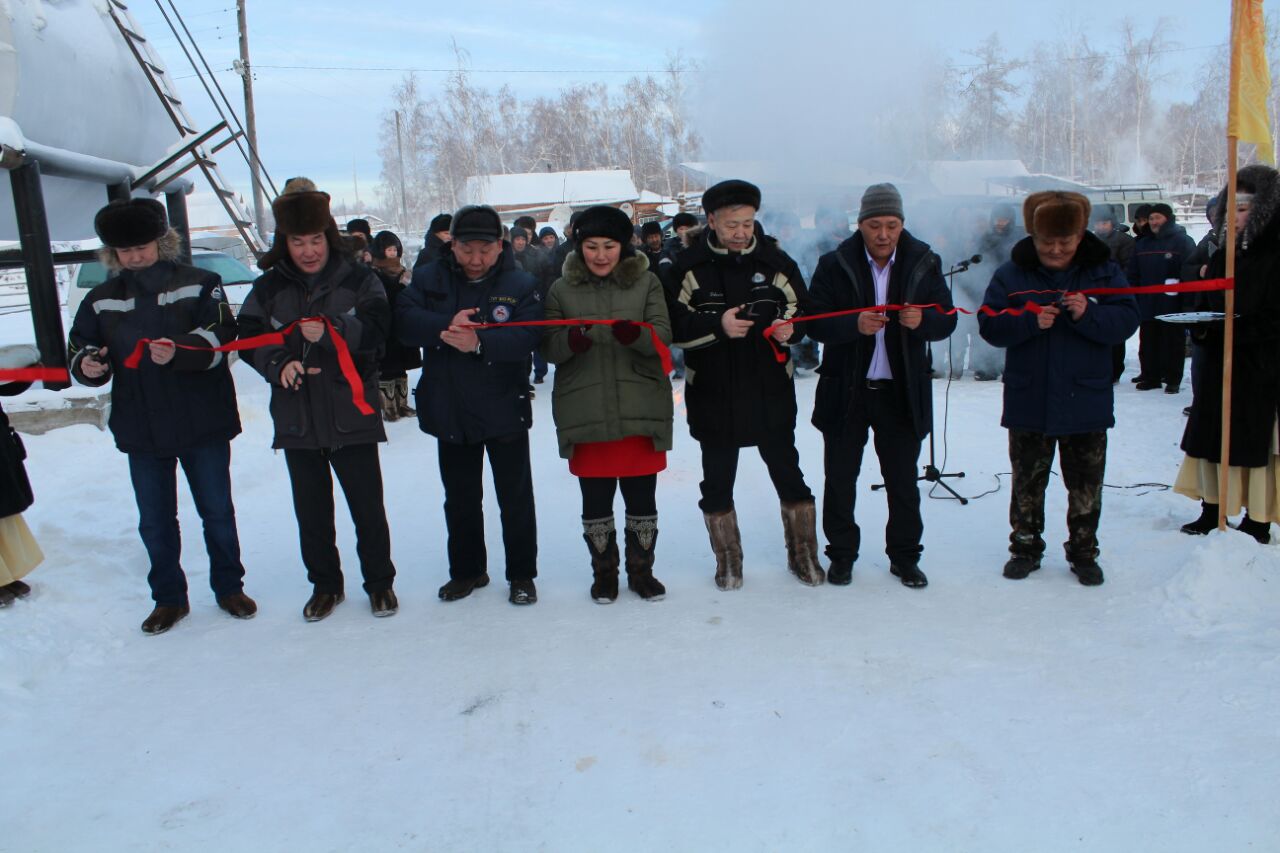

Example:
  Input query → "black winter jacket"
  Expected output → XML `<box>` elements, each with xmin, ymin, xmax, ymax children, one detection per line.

<box><xmin>238</xmin><ymin>255</ymin><xmax>389</xmax><ymax>450</ymax></box>
<box><xmin>397</xmin><ymin>251</ymin><xmax>543</xmax><ymax>444</ymax></box>
<box><xmin>372</xmin><ymin>264</ymin><xmax>423</xmax><ymax>378</ymax></box>
<box><xmin>666</xmin><ymin>225</ymin><xmax>809</xmax><ymax>446</ymax></box>
<box><xmin>1127</xmin><ymin>222</ymin><xmax>1197</xmax><ymax>319</ymax></box>
<box><xmin>414</xmin><ymin>233</ymin><xmax>449</xmax><ymax>271</ymax></box>
<box><xmin>806</xmin><ymin>231</ymin><xmax>956</xmax><ymax>441</ymax></box>
<box><xmin>68</xmin><ymin>261</ymin><xmax>241</xmax><ymax>455</ymax></box>
<box><xmin>0</xmin><ymin>388</ymin><xmax>33</xmax><ymax>518</ymax></box>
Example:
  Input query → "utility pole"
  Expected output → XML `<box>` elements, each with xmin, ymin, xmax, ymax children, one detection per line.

<box><xmin>236</xmin><ymin>0</ymin><xmax>267</xmax><ymax>240</ymax></box>
<box><xmin>395</xmin><ymin>110</ymin><xmax>409</xmax><ymax>230</ymax></box>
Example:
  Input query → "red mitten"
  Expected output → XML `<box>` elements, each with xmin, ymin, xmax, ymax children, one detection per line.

<box><xmin>568</xmin><ymin>326</ymin><xmax>593</xmax><ymax>353</ymax></box>
<box><xmin>611</xmin><ymin>319</ymin><xmax>641</xmax><ymax>345</ymax></box>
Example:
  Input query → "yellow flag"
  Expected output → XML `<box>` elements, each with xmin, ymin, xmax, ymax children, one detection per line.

<box><xmin>1229</xmin><ymin>0</ymin><xmax>1275</xmax><ymax>164</ymax></box>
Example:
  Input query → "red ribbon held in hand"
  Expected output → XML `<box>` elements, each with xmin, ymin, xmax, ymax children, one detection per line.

<box><xmin>0</xmin><ymin>367</ymin><xmax>70</xmax><ymax>384</ymax></box>
<box><xmin>121</xmin><ymin>316</ymin><xmax>375</xmax><ymax>416</ymax></box>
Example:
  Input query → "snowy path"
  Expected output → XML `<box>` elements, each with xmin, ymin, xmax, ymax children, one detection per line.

<box><xmin>3</xmin><ymin>361</ymin><xmax>1278</xmax><ymax>851</ymax></box>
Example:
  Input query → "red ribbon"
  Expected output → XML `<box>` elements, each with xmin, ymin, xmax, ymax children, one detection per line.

<box><xmin>0</xmin><ymin>367</ymin><xmax>70</xmax><ymax>384</ymax></box>
<box><xmin>762</xmin><ymin>277</ymin><xmax>1235</xmax><ymax>363</ymax></box>
<box><xmin>121</xmin><ymin>316</ymin><xmax>375</xmax><ymax>416</ymax></box>
<box><xmin>467</xmin><ymin>318</ymin><xmax>674</xmax><ymax>375</ymax></box>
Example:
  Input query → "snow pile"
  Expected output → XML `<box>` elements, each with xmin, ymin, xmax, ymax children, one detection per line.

<box><xmin>1162</xmin><ymin>532</ymin><xmax>1280</xmax><ymax>635</ymax></box>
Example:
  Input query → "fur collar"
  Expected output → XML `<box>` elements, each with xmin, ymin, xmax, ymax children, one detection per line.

<box><xmin>562</xmin><ymin>251</ymin><xmax>650</xmax><ymax>287</ymax></box>
<box><xmin>1212</xmin><ymin>163</ymin><xmax>1280</xmax><ymax>249</ymax></box>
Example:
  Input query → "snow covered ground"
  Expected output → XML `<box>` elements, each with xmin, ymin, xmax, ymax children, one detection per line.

<box><xmin>3</xmin><ymin>327</ymin><xmax>1278</xmax><ymax>851</ymax></box>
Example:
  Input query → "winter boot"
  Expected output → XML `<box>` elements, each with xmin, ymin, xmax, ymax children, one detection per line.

<box><xmin>1069</xmin><ymin>559</ymin><xmax>1105</xmax><ymax>586</ymax></box>
<box><xmin>379</xmin><ymin>380</ymin><xmax>399</xmax><ymax>422</ymax></box>
<box><xmin>1002</xmin><ymin>554</ymin><xmax>1041</xmax><ymax>580</ymax></box>
<box><xmin>1180</xmin><ymin>502</ymin><xmax>1219</xmax><ymax>536</ymax></box>
<box><xmin>584</xmin><ymin>516</ymin><xmax>620</xmax><ymax>604</ymax></box>
<box><xmin>780</xmin><ymin>500</ymin><xmax>826</xmax><ymax>586</ymax></box>
<box><xmin>1235</xmin><ymin>515</ymin><xmax>1272</xmax><ymax>544</ymax></box>
<box><xmin>141</xmin><ymin>603</ymin><xmax>190</xmax><ymax>635</ymax></box>
<box><xmin>704</xmin><ymin>509</ymin><xmax>744</xmax><ymax>590</ymax></box>
<box><xmin>395</xmin><ymin>375</ymin><xmax>416</xmax><ymax>418</ymax></box>
<box><xmin>624</xmin><ymin>514</ymin><xmax>665</xmax><ymax>601</ymax></box>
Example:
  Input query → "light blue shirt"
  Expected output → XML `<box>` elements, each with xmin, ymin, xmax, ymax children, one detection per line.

<box><xmin>865</xmin><ymin>248</ymin><xmax>896</xmax><ymax>380</ymax></box>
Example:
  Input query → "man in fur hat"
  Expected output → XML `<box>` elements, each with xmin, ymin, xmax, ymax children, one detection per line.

<box><xmin>1127</xmin><ymin>201</ymin><xmax>1197</xmax><ymax>393</ymax></box>
<box><xmin>70</xmin><ymin>198</ymin><xmax>253</xmax><ymax>634</ymax></box>
<box><xmin>807</xmin><ymin>183</ymin><xmax>957</xmax><ymax>590</ymax></box>
<box><xmin>396</xmin><ymin>204</ymin><xmax>545</xmax><ymax>606</ymax></box>
<box><xmin>979</xmin><ymin>191</ymin><xmax>1139</xmax><ymax>586</ymax></box>
<box><xmin>238</xmin><ymin>182</ymin><xmax>399</xmax><ymax>622</ymax></box>
<box><xmin>666</xmin><ymin>179</ymin><xmax>825</xmax><ymax>591</ymax></box>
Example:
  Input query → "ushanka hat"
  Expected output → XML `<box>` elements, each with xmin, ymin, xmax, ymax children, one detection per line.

<box><xmin>573</xmin><ymin>205</ymin><xmax>635</xmax><ymax>245</ymax></box>
<box><xmin>94</xmin><ymin>198</ymin><xmax>168</xmax><ymax>249</ymax></box>
<box><xmin>1149</xmin><ymin>202</ymin><xmax>1175</xmax><ymax>221</ymax></box>
<box><xmin>427</xmin><ymin>213</ymin><xmax>453</xmax><ymax>235</ymax></box>
<box><xmin>701</xmin><ymin>179</ymin><xmax>762</xmax><ymax>214</ymax></box>
<box><xmin>1023</xmin><ymin>191</ymin><xmax>1091</xmax><ymax>238</ymax></box>
<box><xmin>259</xmin><ymin>179</ymin><xmax>346</xmax><ymax>269</ymax></box>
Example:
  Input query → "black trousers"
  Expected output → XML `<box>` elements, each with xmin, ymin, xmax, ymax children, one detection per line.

<box><xmin>1137</xmin><ymin>320</ymin><xmax>1186</xmax><ymax>387</ymax></box>
<box><xmin>580</xmin><ymin>474</ymin><xmax>658</xmax><ymax>519</ymax></box>
<box><xmin>1008</xmin><ymin>430</ymin><xmax>1106</xmax><ymax>564</ymax></box>
<box><xmin>437</xmin><ymin>432</ymin><xmax>537</xmax><ymax>582</ymax></box>
<box><xmin>283</xmin><ymin>444</ymin><xmax>396</xmax><ymax>595</ymax></box>
<box><xmin>822</xmin><ymin>384</ymin><xmax>924</xmax><ymax>566</ymax></box>
<box><xmin>698</xmin><ymin>430</ymin><xmax>812</xmax><ymax>514</ymax></box>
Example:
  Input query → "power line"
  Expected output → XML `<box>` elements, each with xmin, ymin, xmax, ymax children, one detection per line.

<box><xmin>250</xmin><ymin>64</ymin><xmax>682</xmax><ymax>74</ymax></box>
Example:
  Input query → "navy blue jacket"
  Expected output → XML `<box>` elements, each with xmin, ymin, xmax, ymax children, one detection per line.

<box><xmin>1126</xmin><ymin>221</ymin><xmax>1197</xmax><ymax>320</ymax></box>
<box><xmin>979</xmin><ymin>234</ymin><xmax>1140</xmax><ymax>436</ymax></box>
<box><xmin>807</xmin><ymin>230</ymin><xmax>956</xmax><ymax>441</ymax></box>
<box><xmin>68</xmin><ymin>261</ymin><xmax>241</xmax><ymax>455</ymax></box>
<box><xmin>397</xmin><ymin>250</ymin><xmax>543</xmax><ymax>444</ymax></box>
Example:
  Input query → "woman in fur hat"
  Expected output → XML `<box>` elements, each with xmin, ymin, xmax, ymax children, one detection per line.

<box><xmin>237</xmin><ymin>183</ymin><xmax>399</xmax><ymax>621</ymax></box>
<box><xmin>68</xmin><ymin>198</ymin><xmax>253</xmax><ymax>633</ymax></box>
<box><xmin>370</xmin><ymin>230</ymin><xmax>420</xmax><ymax>421</ymax></box>
<box><xmin>541</xmin><ymin>205</ymin><xmax>674</xmax><ymax>603</ymax></box>
<box><xmin>978</xmin><ymin>191</ymin><xmax>1140</xmax><ymax>586</ymax></box>
<box><xmin>1175</xmin><ymin>164</ymin><xmax>1280</xmax><ymax>544</ymax></box>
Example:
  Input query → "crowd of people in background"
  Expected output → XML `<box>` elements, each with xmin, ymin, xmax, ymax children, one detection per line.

<box><xmin>3</xmin><ymin>161</ymin><xmax>1274</xmax><ymax>634</ymax></box>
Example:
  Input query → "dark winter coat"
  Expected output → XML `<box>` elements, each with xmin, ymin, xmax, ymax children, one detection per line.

<box><xmin>372</xmin><ymin>263</ymin><xmax>423</xmax><ymax>378</ymax></box>
<box><xmin>976</xmin><ymin>224</ymin><xmax>1020</xmax><ymax>269</ymax></box>
<box><xmin>238</xmin><ymin>255</ymin><xmax>389</xmax><ymax>450</ymax></box>
<box><xmin>68</xmin><ymin>261</ymin><xmax>241</xmax><ymax>455</ymax></box>
<box><xmin>806</xmin><ymin>230</ymin><xmax>956</xmax><ymax>440</ymax></box>
<box><xmin>397</xmin><ymin>250</ymin><xmax>543</xmax><ymax>444</ymax></box>
<box><xmin>542</xmin><ymin>253</ymin><xmax>673</xmax><ymax>459</ymax></box>
<box><xmin>0</xmin><ymin>386</ymin><xmax>33</xmax><ymax>518</ymax></box>
<box><xmin>1181</xmin><ymin>230</ymin><xmax>1219</xmax><ymax>283</ymax></box>
<box><xmin>978</xmin><ymin>234</ymin><xmax>1140</xmax><ymax>436</ymax></box>
<box><xmin>1127</xmin><ymin>222</ymin><xmax>1197</xmax><ymax>319</ymax></box>
<box><xmin>1181</xmin><ymin>214</ymin><xmax>1280</xmax><ymax>468</ymax></box>
<box><xmin>413</xmin><ymin>233</ymin><xmax>449</xmax><ymax>271</ymax></box>
<box><xmin>1097</xmin><ymin>227</ymin><xmax>1136</xmax><ymax>271</ymax></box>
<box><xmin>666</xmin><ymin>224</ymin><xmax>809</xmax><ymax>446</ymax></box>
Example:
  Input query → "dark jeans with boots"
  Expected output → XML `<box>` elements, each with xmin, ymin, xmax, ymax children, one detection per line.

<box><xmin>284</xmin><ymin>443</ymin><xmax>396</xmax><ymax>595</ymax></box>
<box><xmin>1008</xmin><ymin>429</ymin><xmax>1107</xmax><ymax>564</ymax></box>
<box><xmin>437</xmin><ymin>432</ymin><xmax>537</xmax><ymax>583</ymax></box>
<box><xmin>822</xmin><ymin>386</ymin><xmax>924</xmax><ymax>568</ymax></box>
<box><xmin>128</xmin><ymin>440</ymin><xmax>246</xmax><ymax>607</ymax></box>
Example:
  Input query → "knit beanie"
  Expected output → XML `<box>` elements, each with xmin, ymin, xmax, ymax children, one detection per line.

<box><xmin>858</xmin><ymin>183</ymin><xmax>904</xmax><ymax>223</ymax></box>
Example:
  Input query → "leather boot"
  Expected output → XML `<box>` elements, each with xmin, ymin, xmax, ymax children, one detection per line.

<box><xmin>395</xmin><ymin>375</ymin><xmax>416</xmax><ymax>417</ymax></box>
<box><xmin>1180</xmin><ymin>502</ymin><xmax>1219</xmax><ymax>536</ymax></box>
<box><xmin>780</xmin><ymin>500</ymin><xmax>826</xmax><ymax>586</ymax></box>
<box><xmin>141</xmin><ymin>603</ymin><xmax>190</xmax><ymax>635</ymax></box>
<box><xmin>704</xmin><ymin>509</ymin><xmax>744</xmax><ymax>590</ymax></box>
<box><xmin>624</xmin><ymin>514</ymin><xmax>665</xmax><ymax>601</ymax></box>
<box><xmin>1236</xmin><ymin>515</ymin><xmax>1272</xmax><ymax>544</ymax></box>
<box><xmin>379</xmin><ymin>380</ymin><xmax>399</xmax><ymax>422</ymax></box>
<box><xmin>584</xmin><ymin>516</ymin><xmax>620</xmax><ymax>604</ymax></box>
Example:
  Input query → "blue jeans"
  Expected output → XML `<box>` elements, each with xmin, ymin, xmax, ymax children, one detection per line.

<box><xmin>128</xmin><ymin>440</ymin><xmax>245</xmax><ymax>606</ymax></box>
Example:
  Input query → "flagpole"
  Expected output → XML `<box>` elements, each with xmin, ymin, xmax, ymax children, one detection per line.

<box><xmin>1218</xmin><ymin>138</ymin><xmax>1237</xmax><ymax>532</ymax></box>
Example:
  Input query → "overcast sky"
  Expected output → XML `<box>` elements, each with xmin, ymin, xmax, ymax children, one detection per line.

<box><xmin>135</xmin><ymin>0</ymin><xmax>1253</xmax><ymax>215</ymax></box>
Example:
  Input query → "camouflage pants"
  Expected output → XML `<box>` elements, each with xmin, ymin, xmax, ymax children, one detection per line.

<box><xmin>1008</xmin><ymin>430</ymin><xmax>1107</xmax><ymax>563</ymax></box>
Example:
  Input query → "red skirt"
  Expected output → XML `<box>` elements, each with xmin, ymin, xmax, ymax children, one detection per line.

<box><xmin>569</xmin><ymin>435</ymin><xmax>667</xmax><ymax>478</ymax></box>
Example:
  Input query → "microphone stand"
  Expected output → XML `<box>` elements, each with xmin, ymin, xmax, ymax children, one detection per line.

<box><xmin>871</xmin><ymin>256</ymin><xmax>979</xmax><ymax>504</ymax></box>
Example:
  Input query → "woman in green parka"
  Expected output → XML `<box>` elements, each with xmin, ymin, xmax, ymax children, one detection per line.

<box><xmin>542</xmin><ymin>205</ymin><xmax>674</xmax><ymax>604</ymax></box>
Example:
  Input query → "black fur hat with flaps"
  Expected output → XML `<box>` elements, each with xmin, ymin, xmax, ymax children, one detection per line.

<box><xmin>94</xmin><ymin>198</ymin><xmax>169</xmax><ymax>249</ymax></box>
<box><xmin>259</xmin><ymin>180</ymin><xmax>347</xmax><ymax>270</ymax></box>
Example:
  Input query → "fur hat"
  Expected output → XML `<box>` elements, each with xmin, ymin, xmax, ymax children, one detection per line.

<box><xmin>702</xmin><ymin>180</ymin><xmax>762</xmax><ymax>214</ymax></box>
<box><xmin>1023</xmin><ymin>191</ymin><xmax>1091</xmax><ymax>238</ymax></box>
<box><xmin>573</xmin><ymin>205</ymin><xmax>635</xmax><ymax>245</ymax></box>
<box><xmin>94</xmin><ymin>198</ymin><xmax>168</xmax><ymax>249</ymax></box>
<box><xmin>427</xmin><ymin>213</ymin><xmax>453</xmax><ymax>236</ymax></box>
<box><xmin>509</xmin><ymin>226</ymin><xmax>529</xmax><ymax>242</ymax></box>
<box><xmin>672</xmin><ymin>212</ymin><xmax>698</xmax><ymax>230</ymax></box>
<box><xmin>282</xmin><ymin>176</ymin><xmax>318</xmax><ymax>194</ymax></box>
<box><xmin>641</xmin><ymin>221</ymin><xmax>663</xmax><ymax>238</ymax></box>
<box><xmin>1212</xmin><ymin>164</ymin><xmax>1279</xmax><ymax>247</ymax></box>
<box><xmin>259</xmin><ymin>187</ymin><xmax>346</xmax><ymax>270</ymax></box>
<box><xmin>450</xmin><ymin>205</ymin><xmax>503</xmax><ymax>243</ymax></box>
<box><xmin>371</xmin><ymin>230</ymin><xmax>402</xmax><ymax>260</ymax></box>
<box><xmin>346</xmin><ymin>218</ymin><xmax>372</xmax><ymax>238</ymax></box>
<box><xmin>1149</xmin><ymin>202</ymin><xmax>1175</xmax><ymax>221</ymax></box>
<box><xmin>513</xmin><ymin>215</ymin><xmax>537</xmax><ymax>232</ymax></box>
<box><xmin>858</xmin><ymin>183</ymin><xmax>904</xmax><ymax>223</ymax></box>
<box><xmin>1134</xmin><ymin>203</ymin><xmax>1153</xmax><ymax>220</ymax></box>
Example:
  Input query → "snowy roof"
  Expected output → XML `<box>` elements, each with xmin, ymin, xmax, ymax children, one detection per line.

<box><xmin>462</xmin><ymin>170</ymin><xmax>639</xmax><ymax>207</ymax></box>
<box><xmin>910</xmin><ymin>160</ymin><xmax>1032</xmax><ymax>196</ymax></box>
